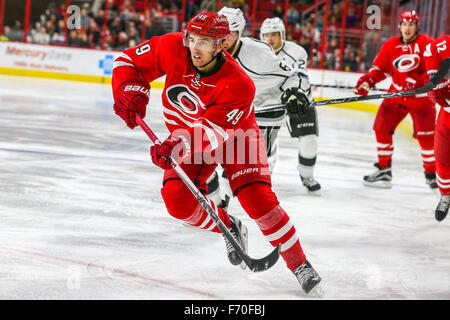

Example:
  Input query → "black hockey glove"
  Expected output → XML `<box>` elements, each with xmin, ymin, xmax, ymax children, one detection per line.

<box><xmin>281</xmin><ymin>88</ymin><xmax>310</xmax><ymax>120</ymax></box>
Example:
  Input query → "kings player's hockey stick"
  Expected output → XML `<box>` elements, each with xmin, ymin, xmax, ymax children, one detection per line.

<box><xmin>135</xmin><ymin>115</ymin><xmax>281</xmax><ymax>273</ymax></box>
<box><xmin>311</xmin><ymin>83</ymin><xmax>388</xmax><ymax>92</ymax></box>
<box><xmin>257</xmin><ymin>57</ymin><xmax>450</xmax><ymax>113</ymax></box>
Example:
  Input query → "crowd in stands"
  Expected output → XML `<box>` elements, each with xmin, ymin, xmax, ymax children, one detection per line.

<box><xmin>0</xmin><ymin>0</ymin><xmax>377</xmax><ymax>72</ymax></box>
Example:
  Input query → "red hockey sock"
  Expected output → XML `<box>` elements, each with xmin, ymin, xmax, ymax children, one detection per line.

<box><xmin>161</xmin><ymin>179</ymin><xmax>230</xmax><ymax>233</ymax></box>
<box><xmin>237</xmin><ymin>183</ymin><xmax>307</xmax><ymax>271</ymax></box>
<box><xmin>436</xmin><ymin>162</ymin><xmax>450</xmax><ymax>195</ymax></box>
<box><xmin>418</xmin><ymin>136</ymin><xmax>436</xmax><ymax>174</ymax></box>
<box><xmin>375</xmin><ymin>133</ymin><xmax>393</xmax><ymax>167</ymax></box>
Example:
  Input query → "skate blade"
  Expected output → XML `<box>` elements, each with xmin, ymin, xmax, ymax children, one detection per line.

<box><xmin>431</xmin><ymin>188</ymin><xmax>440</xmax><ymax>198</ymax></box>
<box><xmin>307</xmin><ymin>189</ymin><xmax>322</xmax><ymax>197</ymax></box>
<box><xmin>308</xmin><ymin>285</ymin><xmax>324</xmax><ymax>298</ymax></box>
<box><xmin>182</xmin><ymin>222</ymin><xmax>196</xmax><ymax>229</ymax></box>
<box><xmin>363</xmin><ymin>180</ymin><xmax>392</xmax><ymax>189</ymax></box>
<box><xmin>239</xmin><ymin>225</ymin><xmax>249</xmax><ymax>270</ymax></box>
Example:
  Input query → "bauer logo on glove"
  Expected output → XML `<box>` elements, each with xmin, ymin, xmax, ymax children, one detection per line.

<box><xmin>124</xmin><ymin>85</ymin><xmax>151</xmax><ymax>98</ymax></box>
<box><xmin>113</xmin><ymin>78</ymin><xmax>150</xmax><ymax>129</ymax></box>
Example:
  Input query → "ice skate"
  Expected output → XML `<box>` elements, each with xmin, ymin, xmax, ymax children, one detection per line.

<box><xmin>223</xmin><ymin>215</ymin><xmax>248</xmax><ymax>269</ymax></box>
<box><xmin>425</xmin><ymin>172</ymin><xmax>438</xmax><ymax>189</ymax></box>
<box><xmin>301</xmin><ymin>176</ymin><xmax>321</xmax><ymax>195</ymax></box>
<box><xmin>435</xmin><ymin>195</ymin><xmax>450</xmax><ymax>221</ymax></box>
<box><xmin>363</xmin><ymin>163</ymin><xmax>392</xmax><ymax>188</ymax></box>
<box><xmin>292</xmin><ymin>260</ymin><xmax>323</xmax><ymax>295</ymax></box>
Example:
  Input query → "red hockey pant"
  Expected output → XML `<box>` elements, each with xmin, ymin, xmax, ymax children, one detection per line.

<box><xmin>373</xmin><ymin>99</ymin><xmax>436</xmax><ymax>173</ymax></box>
<box><xmin>435</xmin><ymin>110</ymin><xmax>450</xmax><ymax>195</ymax></box>
<box><xmin>160</xmin><ymin>133</ymin><xmax>307</xmax><ymax>271</ymax></box>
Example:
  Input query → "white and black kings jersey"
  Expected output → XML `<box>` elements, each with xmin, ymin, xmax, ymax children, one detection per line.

<box><xmin>274</xmin><ymin>40</ymin><xmax>318</xmax><ymax>137</ymax></box>
<box><xmin>275</xmin><ymin>40</ymin><xmax>308</xmax><ymax>72</ymax></box>
<box><xmin>232</xmin><ymin>37</ymin><xmax>312</xmax><ymax>126</ymax></box>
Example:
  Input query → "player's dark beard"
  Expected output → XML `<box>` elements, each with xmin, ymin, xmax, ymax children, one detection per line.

<box><xmin>197</xmin><ymin>50</ymin><xmax>218</xmax><ymax>68</ymax></box>
<box><xmin>225</xmin><ymin>40</ymin><xmax>239</xmax><ymax>56</ymax></box>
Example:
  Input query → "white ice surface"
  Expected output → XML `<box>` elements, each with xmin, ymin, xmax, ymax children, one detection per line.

<box><xmin>0</xmin><ymin>75</ymin><xmax>449</xmax><ymax>300</ymax></box>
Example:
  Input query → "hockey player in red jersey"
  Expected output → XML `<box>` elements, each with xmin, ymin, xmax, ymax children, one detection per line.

<box><xmin>354</xmin><ymin>10</ymin><xmax>437</xmax><ymax>190</ymax></box>
<box><xmin>424</xmin><ymin>34</ymin><xmax>450</xmax><ymax>221</ymax></box>
<box><xmin>111</xmin><ymin>11</ymin><xmax>321</xmax><ymax>294</ymax></box>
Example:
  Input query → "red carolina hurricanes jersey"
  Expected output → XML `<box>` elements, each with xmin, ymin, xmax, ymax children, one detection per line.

<box><xmin>424</xmin><ymin>34</ymin><xmax>450</xmax><ymax>124</ymax></box>
<box><xmin>424</xmin><ymin>35</ymin><xmax>450</xmax><ymax>74</ymax></box>
<box><xmin>112</xmin><ymin>32</ymin><xmax>256</xmax><ymax>154</ymax></box>
<box><xmin>368</xmin><ymin>34</ymin><xmax>434</xmax><ymax>99</ymax></box>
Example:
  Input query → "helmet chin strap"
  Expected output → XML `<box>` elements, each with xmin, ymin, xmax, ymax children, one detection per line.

<box><xmin>197</xmin><ymin>49</ymin><xmax>219</xmax><ymax>69</ymax></box>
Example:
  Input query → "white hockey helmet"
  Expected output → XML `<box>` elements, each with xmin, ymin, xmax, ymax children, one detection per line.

<box><xmin>259</xmin><ymin>17</ymin><xmax>286</xmax><ymax>41</ymax></box>
<box><xmin>217</xmin><ymin>6</ymin><xmax>246</xmax><ymax>38</ymax></box>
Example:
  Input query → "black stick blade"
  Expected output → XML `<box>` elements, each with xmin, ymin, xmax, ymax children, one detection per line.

<box><xmin>243</xmin><ymin>244</ymin><xmax>281</xmax><ymax>273</ymax></box>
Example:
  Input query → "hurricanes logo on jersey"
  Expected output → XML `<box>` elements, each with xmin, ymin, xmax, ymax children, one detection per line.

<box><xmin>393</xmin><ymin>54</ymin><xmax>421</xmax><ymax>73</ymax></box>
<box><xmin>166</xmin><ymin>84</ymin><xmax>206</xmax><ymax>115</ymax></box>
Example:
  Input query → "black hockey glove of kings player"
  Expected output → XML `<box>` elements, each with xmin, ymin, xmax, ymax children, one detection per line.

<box><xmin>281</xmin><ymin>88</ymin><xmax>311</xmax><ymax>121</ymax></box>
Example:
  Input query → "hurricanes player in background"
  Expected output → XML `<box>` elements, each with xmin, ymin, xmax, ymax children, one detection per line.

<box><xmin>111</xmin><ymin>11</ymin><xmax>321</xmax><ymax>294</ymax></box>
<box><xmin>260</xmin><ymin>17</ymin><xmax>321</xmax><ymax>194</ymax></box>
<box><xmin>354</xmin><ymin>10</ymin><xmax>437</xmax><ymax>190</ymax></box>
<box><xmin>424</xmin><ymin>35</ymin><xmax>450</xmax><ymax>221</ymax></box>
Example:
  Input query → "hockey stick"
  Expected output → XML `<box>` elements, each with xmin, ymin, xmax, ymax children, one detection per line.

<box><xmin>257</xmin><ymin>57</ymin><xmax>450</xmax><ymax>114</ymax></box>
<box><xmin>135</xmin><ymin>115</ymin><xmax>281</xmax><ymax>272</ymax></box>
<box><xmin>311</xmin><ymin>83</ymin><xmax>388</xmax><ymax>92</ymax></box>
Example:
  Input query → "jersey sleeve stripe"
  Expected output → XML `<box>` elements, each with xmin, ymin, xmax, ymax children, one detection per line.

<box><xmin>119</xmin><ymin>52</ymin><xmax>133</xmax><ymax>61</ymax></box>
<box><xmin>113</xmin><ymin>61</ymin><xmax>135</xmax><ymax>69</ymax></box>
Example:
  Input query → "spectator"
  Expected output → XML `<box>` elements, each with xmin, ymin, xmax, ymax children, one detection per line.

<box><xmin>127</xmin><ymin>27</ymin><xmax>140</xmax><ymax>44</ymax></box>
<box><xmin>102</xmin><ymin>0</ymin><xmax>119</xmax><ymax>20</ymax></box>
<box><xmin>200</xmin><ymin>0</ymin><xmax>218</xmax><ymax>12</ymax></box>
<box><xmin>45</xmin><ymin>20</ymin><xmax>55</xmax><ymax>36</ymax></box>
<box><xmin>51</xmin><ymin>20</ymin><xmax>66</xmax><ymax>45</ymax></box>
<box><xmin>342</xmin><ymin>45</ymin><xmax>357</xmax><ymax>71</ymax></box>
<box><xmin>328</xmin><ymin>3</ymin><xmax>342</xmax><ymax>24</ymax></box>
<box><xmin>272</xmin><ymin>5</ymin><xmax>284</xmax><ymax>20</ymax></box>
<box><xmin>299</xmin><ymin>35</ymin><xmax>311</xmax><ymax>56</ymax></box>
<box><xmin>102</xmin><ymin>31</ymin><xmax>116</xmax><ymax>50</ymax></box>
<box><xmin>302</xmin><ymin>20</ymin><xmax>320</xmax><ymax>46</ymax></box>
<box><xmin>292</xmin><ymin>23</ymin><xmax>302</xmax><ymax>42</ymax></box>
<box><xmin>56</xmin><ymin>3</ymin><xmax>66</xmax><ymax>19</ymax></box>
<box><xmin>287</xmin><ymin>6</ymin><xmax>300</xmax><ymax>26</ymax></box>
<box><xmin>144</xmin><ymin>17</ymin><xmax>165</xmax><ymax>39</ymax></box>
<box><xmin>94</xmin><ymin>9</ymin><xmax>106</xmax><ymax>28</ymax></box>
<box><xmin>88</xmin><ymin>18</ymin><xmax>102</xmax><ymax>48</ymax></box>
<box><xmin>80</xmin><ymin>7</ymin><xmax>91</xmax><ymax>31</ymax></box>
<box><xmin>109</xmin><ymin>16</ymin><xmax>125</xmax><ymax>36</ymax></box>
<box><xmin>128</xmin><ymin>39</ymin><xmax>137</xmax><ymax>49</ymax></box>
<box><xmin>345</xmin><ymin>6</ymin><xmax>358</xmax><ymax>28</ymax></box>
<box><xmin>1</xmin><ymin>26</ymin><xmax>11</xmax><ymax>41</ymax></box>
<box><xmin>185</xmin><ymin>0</ymin><xmax>197</xmax><ymax>20</ymax></box>
<box><xmin>120</xmin><ymin>0</ymin><xmax>136</xmax><ymax>21</ymax></box>
<box><xmin>9</xmin><ymin>21</ymin><xmax>24</xmax><ymax>41</ymax></box>
<box><xmin>32</xmin><ymin>26</ymin><xmax>51</xmax><ymax>44</ymax></box>
<box><xmin>79</xmin><ymin>32</ymin><xmax>91</xmax><ymax>48</ymax></box>
<box><xmin>114</xmin><ymin>31</ymin><xmax>129</xmax><ymax>51</ymax></box>
<box><xmin>67</xmin><ymin>29</ymin><xmax>81</xmax><ymax>47</ymax></box>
